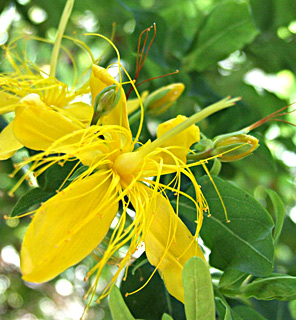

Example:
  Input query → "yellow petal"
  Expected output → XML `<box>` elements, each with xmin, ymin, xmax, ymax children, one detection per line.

<box><xmin>127</xmin><ymin>90</ymin><xmax>149</xmax><ymax>115</ymax></box>
<box><xmin>13</xmin><ymin>94</ymin><xmax>82</xmax><ymax>151</ymax></box>
<box><xmin>21</xmin><ymin>170</ymin><xmax>119</xmax><ymax>283</ymax></box>
<box><xmin>90</xmin><ymin>65</ymin><xmax>129</xmax><ymax>129</ymax></box>
<box><xmin>156</xmin><ymin>115</ymin><xmax>200</xmax><ymax>164</ymax></box>
<box><xmin>142</xmin><ymin>185</ymin><xmax>205</xmax><ymax>303</ymax></box>
<box><xmin>0</xmin><ymin>121</ymin><xmax>23</xmax><ymax>160</ymax></box>
<box><xmin>0</xmin><ymin>91</ymin><xmax>20</xmax><ymax>115</ymax></box>
<box><xmin>62</xmin><ymin>102</ymin><xmax>94</xmax><ymax>124</ymax></box>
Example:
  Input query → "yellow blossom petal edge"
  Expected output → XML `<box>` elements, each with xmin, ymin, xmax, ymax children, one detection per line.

<box><xmin>21</xmin><ymin>170</ymin><xmax>119</xmax><ymax>282</ymax></box>
<box><xmin>143</xmin><ymin>185</ymin><xmax>205</xmax><ymax>303</ymax></box>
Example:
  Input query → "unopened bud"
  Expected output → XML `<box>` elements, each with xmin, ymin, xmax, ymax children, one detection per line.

<box><xmin>95</xmin><ymin>88</ymin><xmax>117</xmax><ymax>116</ymax></box>
<box><xmin>211</xmin><ymin>133</ymin><xmax>259</xmax><ymax>162</ymax></box>
<box><xmin>91</xmin><ymin>84</ymin><xmax>121</xmax><ymax>124</ymax></box>
<box><xmin>145</xmin><ymin>83</ymin><xmax>185</xmax><ymax>115</ymax></box>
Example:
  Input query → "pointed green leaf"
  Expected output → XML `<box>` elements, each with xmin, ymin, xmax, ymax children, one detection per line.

<box><xmin>109</xmin><ymin>286</ymin><xmax>136</xmax><ymax>320</ymax></box>
<box><xmin>265</xmin><ymin>189</ymin><xmax>285</xmax><ymax>243</ymax></box>
<box><xmin>184</xmin><ymin>1</ymin><xmax>259</xmax><ymax>71</ymax></box>
<box><xmin>10</xmin><ymin>188</ymin><xmax>53</xmax><ymax>217</ymax></box>
<box><xmin>241</xmin><ymin>274</ymin><xmax>296</xmax><ymax>301</ymax></box>
<box><xmin>198</xmin><ymin>176</ymin><xmax>274</xmax><ymax>277</ymax></box>
<box><xmin>183</xmin><ymin>257</ymin><xmax>215</xmax><ymax>320</ymax></box>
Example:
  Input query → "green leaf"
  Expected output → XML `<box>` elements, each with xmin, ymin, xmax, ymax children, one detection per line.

<box><xmin>184</xmin><ymin>1</ymin><xmax>259</xmax><ymax>72</ymax></box>
<box><xmin>10</xmin><ymin>188</ymin><xmax>53</xmax><ymax>217</ymax></box>
<box><xmin>197</xmin><ymin>176</ymin><xmax>274</xmax><ymax>277</ymax></box>
<box><xmin>161</xmin><ymin>314</ymin><xmax>174</xmax><ymax>320</ymax></box>
<box><xmin>232</xmin><ymin>306</ymin><xmax>268</xmax><ymax>320</ymax></box>
<box><xmin>241</xmin><ymin>274</ymin><xmax>296</xmax><ymax>301</ymax></box>
<box><xmin>183</xmin><ymin>257</ymin><xmax>215</xmax><ymax>320</ymax></box>
<box><xmin>265</xmin><ymin>189</ymin><xmax>285</xmax><ymax>243</ymax></box>
<box><xmin>109</xmin><ymin>286</ymin><xmax>136</xmax><ymax>320</ymax></box>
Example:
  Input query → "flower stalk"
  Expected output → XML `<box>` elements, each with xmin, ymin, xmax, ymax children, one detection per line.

<box><xmin>50</xmin><ymin>0</ymin><xmax>74</xmax><ymax>77</ymax></box>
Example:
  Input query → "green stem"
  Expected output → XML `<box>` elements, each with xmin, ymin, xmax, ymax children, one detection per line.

<box><xmin>139</xmin><ymin>97</ymin><xmax>239</xmax><ymax>157</ymax></box>
<box><xmin>50</xmin><ymin>0</ymin><xmax>75</xmax><ymax>77</ymax></box>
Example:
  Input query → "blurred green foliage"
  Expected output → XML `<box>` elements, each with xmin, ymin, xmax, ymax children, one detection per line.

<box><xmin>0</xmin><ymin>0</ymin><xmax>296</xmax><ymax>319</ymax></box>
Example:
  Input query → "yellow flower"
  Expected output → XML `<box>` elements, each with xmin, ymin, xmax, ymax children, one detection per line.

<box><xmin>7</xmin><ymin>58</ymin><xmax>238</xmax><ymax>306</ymax></box>
<box><xmin>0</xmin><ymin>39</ymin><xmax>92</xmax><ymax>160</ymax></box>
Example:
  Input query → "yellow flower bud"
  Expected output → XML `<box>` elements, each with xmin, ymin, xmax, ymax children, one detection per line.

<box><xmin>145</xmin><ymin>83</ymin><xmax>185</xmax><ymax>115</ymax></box>
<box><xmin>212</xmin><ymin>133</ymin><xmax>259</xmax><ymax>162</ymax></box>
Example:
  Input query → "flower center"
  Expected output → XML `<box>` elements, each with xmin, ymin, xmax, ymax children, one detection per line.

<box><xmin>113</xmin><ymin>151</ymin><xmax>142</xmax><ymax>179</ymax></box>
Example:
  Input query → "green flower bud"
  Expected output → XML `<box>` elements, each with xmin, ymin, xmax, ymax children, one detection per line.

<box><xmin>211</xmin><ymin>133</ymin><xmax>259</xmax><ymax>162</ymax></box>
<box><xmin>91</xmin><ymin>84</ymin><xmax>121</xmax><ymax>124</ymax></box>
<box><xmin>144</xmin><ymin>83</ymin><xmax>185</xmax><ymax>115</ymax></box>
<box><xmin>96</xmin><ymin>89</ymin><xmax>117</xmax><ymax>116</ymax></box>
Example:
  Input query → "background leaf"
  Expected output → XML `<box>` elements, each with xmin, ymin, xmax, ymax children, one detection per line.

<box><xmin>184</xmin><ymin>1</ymin><xmax>259</xmax><ymax>72</ymax></box>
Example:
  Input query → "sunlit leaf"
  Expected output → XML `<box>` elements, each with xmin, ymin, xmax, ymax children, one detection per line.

<box><xmin>183</xmin><ymin>257</ymin><xmax>215</xmax><ymax>320</ymax></box>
